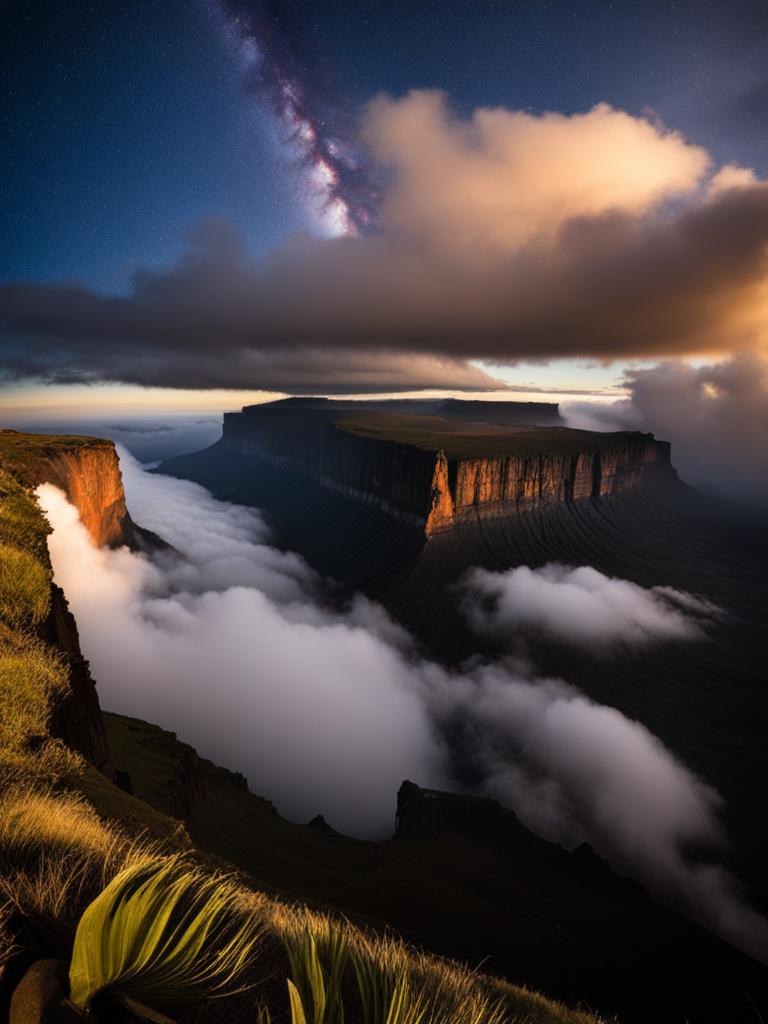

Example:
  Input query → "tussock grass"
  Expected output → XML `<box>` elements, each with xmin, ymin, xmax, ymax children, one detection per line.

<box><xmin>0</xmin><ymin>787</ymin><xmax>154</xmax><ymax>954</ymax></box>
<box><xmin>0</xmin><ymin>462</ymin><xmax>74</xmax><ymax>784</ymax></box>
<box><xmin>265</xmin><ymin>902</ymin><xmax>600</xmax><ymax>1024</ymax></box>
<box><xmin>0</xmin><ymin>465</ymin><xmax>51</xmax><ymax>558</ymax></box>
<box><xmin>0</xmin><ymin>625</ymin><xmax>79</xmax><ymax>784</ymax></box>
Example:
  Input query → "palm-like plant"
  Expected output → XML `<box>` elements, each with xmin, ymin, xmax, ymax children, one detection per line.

<box><xmin>68</xmin><ymin>856</ymin><xmax>264</xmax><ymax>1020</ymax></box>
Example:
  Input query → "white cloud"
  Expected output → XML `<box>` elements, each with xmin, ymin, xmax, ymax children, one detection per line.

<box><xmin>461</xmin><ymin>563</ymin><xmax>721</xmax><ymax>648</ymax></box>
<box><xmin>563</xmin><ymin>353</ymin><xmax>768</xmax><ymax>503</ymax></box>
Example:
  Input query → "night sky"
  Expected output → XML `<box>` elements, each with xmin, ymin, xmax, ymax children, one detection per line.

<box><xmin>4</xmin><ymin>0</ymin><xmax>768</xmax><ymax>292</ymax></box>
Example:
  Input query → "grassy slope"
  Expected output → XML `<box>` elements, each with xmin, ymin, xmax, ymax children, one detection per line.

<box><xmin>0</xmin><ymin>430</ymin><xmax>600</xmax><ymax>1024</ymax></box>
<box><xmin>0</xmin><ymin>463</ymin><xmax>76</xmax><ymax>788</ymax></box>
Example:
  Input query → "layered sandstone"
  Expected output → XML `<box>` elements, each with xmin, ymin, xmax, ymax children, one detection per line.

<box><xmin>0</xmin><ymin>430</ymin><xmax>135</xmax><ymax>547</ymax></box>
<box><xmin>218</xmin><ymin>403</ymin><xmax>673</xmax><ymax>536</ymax></box>
<box><xmin>34</xmin><ymin>446</ymin><xmax>134</xmax><ymax>547</ymax></box>
<box><xmin>425</xmin><ymin>434</ymin><xmax>671</xmax><ymax>534</ymax></box>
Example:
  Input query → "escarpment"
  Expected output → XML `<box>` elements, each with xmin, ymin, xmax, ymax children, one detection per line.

<box><xmin>213</xmin><ymin>400</ymin><xmax>673</xmax><ymax>536</ymax></box>
<box><xmin>0</xmin><ymin>430</ymin><xmax>147</xmax><ymax>779</ymax></box>
<box><xmin>30</xmin><ymin>445</ymin><xmax>134</xmax><ymax>548</ymax></box>
<box><xmin>41</xmin><ymin>584</ymin><xmax>112</xmax><ymax>773</ymax></box>
<box><xmin>0</xmin><ymin>429</ymin><xmax>136</xmax><ymax>547</ymax></box>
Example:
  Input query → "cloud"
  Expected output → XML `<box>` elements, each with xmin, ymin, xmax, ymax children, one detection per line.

<box><xmin>429</xmin><ymin>667</ymin><xmax>768</xmax><ymax>961</ymax></box>
<box><xmin>2</xmin><ymin>93</ymin><xmax>767</xmax><ymax>392</ymax></box>
<box><xmin>461</xmin><ymin>563</ymin><xmax>721</xmax><ymax>649</ymax></box>
<box><xmin>563</xmin><ymin>353</ymin><xmax>768</xmax><ymax>502</ymax></box>
<box><xmin>38</xmin><ymin>468</ymin><xmax>443</xmax><ymax>837</ymax></box>
<box><xmin>36</xmin><ymin>453</ymin><xmax>768</xmax><ymax>960</ymax></box>
<box><xmin>365</xmin><ymin>94</ymin><xmax>711</xmax><ymax>252</ymax></box>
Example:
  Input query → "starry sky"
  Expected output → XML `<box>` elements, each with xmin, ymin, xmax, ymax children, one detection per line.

<box><xmin>2</xmin><ymin>0</ymin><xmax>768</xmax><ymax>408</ymax></box>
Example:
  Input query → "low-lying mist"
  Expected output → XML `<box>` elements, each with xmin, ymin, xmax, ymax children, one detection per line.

<box><xmin>462</xmin><ymin>563</ymin><xmax>722</xmax><ymax>648</ymax></box>
<box><xmin>563</xmin><ymin>353</ymin><xmax>768</xmax><ymax>504</ymax></box>
<box><xmin>36</xmin><ymin>451</ymin><xmax>768</xmax><ymax>961</ymax></box>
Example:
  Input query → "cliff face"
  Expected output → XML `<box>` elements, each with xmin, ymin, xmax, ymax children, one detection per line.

<box><xmin>31</xmin><ymin>445</ymin><xmax>135</xmax><ymax>548</ymax></box>
<box><xmin>426</xmin><ymin>434</ymin><xmax>671</xmax><ymax>534</ymax></box>
<box><xmin>0</xmin><ymin>430</ymin><xmax>136</xmax><ymax>548</ymax></box>
<box><xmin>41</xmin><ymin>584</ymin><xmax>112</xmax><ymax>773</ymax></box>
<box><xmin>0</xmin><ymin>431</ymin><xmax>147</xmax><ymax>779</ymax></box>
<box><xmin>218</xmin><ymin>406</ymin><xmax>673</xmax><ymax>536</ymax></box>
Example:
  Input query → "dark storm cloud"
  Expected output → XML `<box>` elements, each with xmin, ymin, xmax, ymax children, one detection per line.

<box><xmin>1</xmin><ymin>94</ymin><xmax>767</xmax><ymax>392</ymax></box>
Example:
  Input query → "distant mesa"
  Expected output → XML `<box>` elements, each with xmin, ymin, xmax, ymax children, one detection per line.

<box><xmin>195</xmin><ymin>397</ymin><xmax>674</xmax><ymax>535</ymax></box>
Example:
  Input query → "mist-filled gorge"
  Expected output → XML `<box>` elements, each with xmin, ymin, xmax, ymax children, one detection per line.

<box><xmin>33</xmin><ymin>450</ymin><xmax>768</xmax><ymax>962</ymax></box>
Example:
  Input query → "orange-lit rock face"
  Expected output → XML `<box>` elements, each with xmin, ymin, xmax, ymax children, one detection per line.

<box><xmin>428</xmin><ymin>436</ymin><xmax>671</xmax><ymax>534</ymax></box>
<box><xmin>37</xmin><ymin>446</ymin><xmax>133</xmax><ymax>548</ymax></box>
<box><xmin>218</xmin><ymin>410</ymin><xmax>672</xmax><ymax>537</ymax></box>
<box><xmin>425</xmin><ymin>450</ymin><xmax>455</xmax><ymax>534</ymax></box>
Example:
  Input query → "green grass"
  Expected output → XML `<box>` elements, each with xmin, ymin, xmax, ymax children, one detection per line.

<box><xmin>0</xmin><ymin>459</ymin><xmax>78</xmax><ymax>786</ymax></box>
<box><xmin>0</xmin><ymin>543</ymin><xmax>50</xmax><ymax>626</ymax></box>
<box><xmin>334</xmin><ymin>416</ymin><xmax>643</xmax><ymax>460</ymax></box>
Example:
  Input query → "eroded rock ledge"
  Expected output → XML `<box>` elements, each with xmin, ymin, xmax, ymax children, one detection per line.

<box><xmin>217</xmin><ymin>401</ymin><xmax>673</xmax><ymax>536</ymax></box>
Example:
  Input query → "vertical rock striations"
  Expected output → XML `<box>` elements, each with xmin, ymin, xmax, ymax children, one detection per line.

<box><xmin>216</xmin><ymin>405</ymin><xmax>674</xmax><ymax>537</ymax></box>
<box><xmin>29</xmin><ymin>444</ymin><xmax>136</xmax><ymax>548</ymax></box>
<box><xmin>426</xmin><ymin>434</ymin><xmax>671</xmax><ymax>534</ymax></box>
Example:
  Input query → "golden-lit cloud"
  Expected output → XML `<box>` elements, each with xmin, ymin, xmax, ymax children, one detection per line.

<box><xmin>366</xmin><ymin>92</ymin><xmax>711</xmax><ymax>253</ymax></box>
<box><xmin>1</xmin><ymin>92</ymin><xmax>767</xmax><ymax>392</ymax></box>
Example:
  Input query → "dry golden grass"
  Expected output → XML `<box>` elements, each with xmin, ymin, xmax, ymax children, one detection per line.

<box><xmin>263</xmin><ymin>902</ymin><xmax>604</xmax><ymax>1024</ymax></box>
<box><xmin>0</xmin><ymin>787</ymin><xmax>157</xmax><ymax>957</ymax></box>
<box><xmin>0</xmin><ymin>542</ymin><xmax>50</xmax><ymax>627</ymax></box>
<box><xmin>0</xmin><ymin>625</ymin><xmax>81</xmax><ymax>784</ymax></box>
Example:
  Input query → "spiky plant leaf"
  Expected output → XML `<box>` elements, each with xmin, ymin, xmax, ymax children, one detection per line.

<box><xmin>68</xmin><ymin>856</ymin><xmax>263</xmax><ymax>1016</ymax></box>
<box><xmin>288</xmin><ymin>979</ymin><xmax>309</xmax><ymax>1024</ymax></box>
<box><xmin>284</xmin><ymin>924</ymin><xmax>346</xmax><ymax>1024</ymax></box>
<box><xmin>384</xmin><ymin>980</ymin><xmax>428</xmax><ymax>1024</ymax></box>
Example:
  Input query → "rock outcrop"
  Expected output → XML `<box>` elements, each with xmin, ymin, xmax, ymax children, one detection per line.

<box><xmin>0</xmin><ymin>430</ymin><xmax>136</xmax><ymax>547</ymax></box>
<box><xmin>216</xmin><ymin>402</ymin><xmax>673</xmax><ymax>536</ymax></box>
<box><xmin>31</xmin><ymin>445</ymin><xmax>134</xmax><ymax>548</ymax></box>
<box><xmin>41</xmin><ymin>585</ymin><xmax>111</xmax><ymax>774</ymax></box>
<box><xmin>396</xmin><ymin>780</ymin><xmax>647</xmax><ymax>905</ymax></box>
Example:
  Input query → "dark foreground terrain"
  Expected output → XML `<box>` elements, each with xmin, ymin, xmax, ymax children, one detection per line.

<box><xmin>101</xmin><ymin>710</ymin><xmax>768</xmax><ymax>1024</ymax></box>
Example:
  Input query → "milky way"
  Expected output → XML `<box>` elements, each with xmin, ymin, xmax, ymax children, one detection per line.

<box><xmin>216</xmin><ymin>0</ymin><xmax>379</xmax><ymax>236</ymax></box>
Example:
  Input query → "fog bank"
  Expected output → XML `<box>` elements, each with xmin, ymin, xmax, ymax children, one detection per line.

<box><xmin>564</xmin><ymin>353</ymin><xmax>768</xmax><ymax>504</ymax></box>
<box><xmin>36</xmin><ymin>453</ymin><xmax>768</xmax><ymax>960</ymax></box>
<box><xmin>462</xmin><ymin>563</ymin><xmax>722</xmax><ymax>648</ymax></box>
